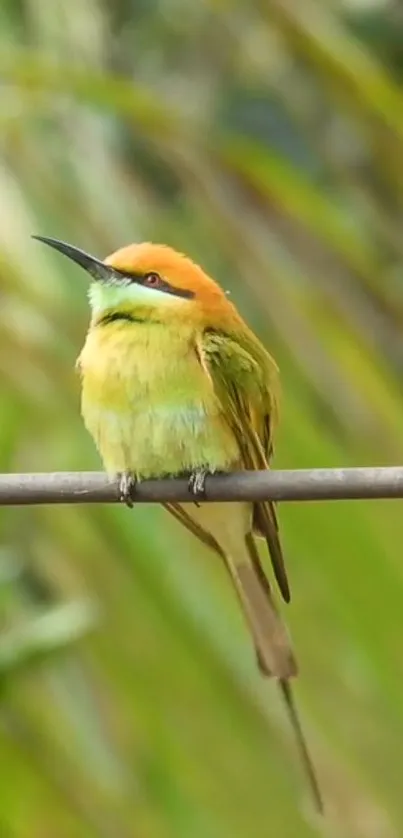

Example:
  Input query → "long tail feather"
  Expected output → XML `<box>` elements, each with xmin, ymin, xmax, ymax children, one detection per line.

<box><xmin>223</xmin><ymin>537</ymin><xmax>297</xmax><ymax>679</ymax></box>
<box><xmin>168</xmin><ymin>500</ymin><xmax>322</xmax><ymax>811</ymax></box>
<box><xmin>243</xmin><ymin>533</ymin><xmax>295</xmax><ymax>676</ymax></box>
<box><xmin>236</xmin><ymin>534</ymin><xmax>323</xmax><ymax>813</ymax></box>
<box><xmin>279</xmin><ymin>679</ymin><xmax>324</xmax><ymax>814</ymax></box>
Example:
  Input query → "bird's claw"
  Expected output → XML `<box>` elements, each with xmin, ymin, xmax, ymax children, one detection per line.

<box><xmin>188</xmin><ymin>469</ymin><xmax>209</xmax><ymax>503</ymax></box>
<box><xmin>118</xmin><ymin>472</ymin><xmax>136</xmax><ymax>508</ymax></box>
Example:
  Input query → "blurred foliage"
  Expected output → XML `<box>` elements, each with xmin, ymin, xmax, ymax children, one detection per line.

<box><xmin>1</xmin><ymin>0</ymin><xmax>403</xmax><ymax>835</ymax></box>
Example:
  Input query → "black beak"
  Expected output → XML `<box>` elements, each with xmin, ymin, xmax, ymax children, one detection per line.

<box><xmin>32</xmin><ymin>235</ymin><xmax>118</xmax><ymax>283</ymax></box>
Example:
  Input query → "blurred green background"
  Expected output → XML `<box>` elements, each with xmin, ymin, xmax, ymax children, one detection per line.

<box><xmin>1</xmin><ymin>0</ymin><xmax>403</xmax><ymax>835</ymax></box>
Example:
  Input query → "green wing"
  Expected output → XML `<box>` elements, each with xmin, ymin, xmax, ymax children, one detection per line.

<box><xmin>199</xmin><ymin>327</ymin><xmax>290</xmax><ymax>603</ymax></box>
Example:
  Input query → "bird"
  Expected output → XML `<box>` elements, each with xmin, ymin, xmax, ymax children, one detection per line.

<box><xmin>33</xmin><ymin>234</ymin><xmax>323</xmax><ymax>813</ymax></box>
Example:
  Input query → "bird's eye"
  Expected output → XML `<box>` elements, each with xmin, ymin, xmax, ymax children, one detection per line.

<box><xmin>144</xmin><ymin>272</ymin><xmax>162</xmax><ymax>287</ymax></box>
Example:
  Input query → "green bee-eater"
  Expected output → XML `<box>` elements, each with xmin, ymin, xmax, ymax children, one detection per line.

<box><xmin>34</xmin><ymin>235</ymin><xmax>322</xmax><ymax>812</ymax></box>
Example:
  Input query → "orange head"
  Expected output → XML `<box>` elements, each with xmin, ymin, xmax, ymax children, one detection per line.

<box><xmin>33</xmin><ymin>236</ymin><xmax>239</xmax><ymax>328</ymax></box>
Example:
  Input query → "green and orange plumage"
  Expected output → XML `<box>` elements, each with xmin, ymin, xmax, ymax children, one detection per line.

<box><xmin>34</xmin><ymin>235</ymin><xmax>322</xmax><ymax>812</ymax></box>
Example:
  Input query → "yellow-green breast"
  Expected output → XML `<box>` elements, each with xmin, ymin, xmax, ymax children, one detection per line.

<box><xmin>78</xmin><ymin>320</ymin><xmax>240</xmax><ymax>478</ymax></box>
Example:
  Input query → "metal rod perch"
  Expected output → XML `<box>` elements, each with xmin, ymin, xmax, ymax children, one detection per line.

<box><xmin>0</xmin><ymin>467</ymin><xmax>403</xmax><ymax>505</ymax></box>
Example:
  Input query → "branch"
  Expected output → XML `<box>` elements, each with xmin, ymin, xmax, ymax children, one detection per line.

<box><xmin>0</xmin><ymin>467</ymin><xmax>403</xmax><ymax>505</ymax></box>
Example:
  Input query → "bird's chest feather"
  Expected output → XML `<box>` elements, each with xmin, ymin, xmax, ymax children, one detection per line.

<box><xmin>78</xmin><ymin>323</ymin><xmax>238</xmax><ymax>476</ymax></box>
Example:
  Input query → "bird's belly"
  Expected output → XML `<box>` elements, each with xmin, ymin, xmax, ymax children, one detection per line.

<box><xmin>82</xmin><ymin>397</ymin><xmax>239</xmax><ymax>478</ymax></box>
<box><xmin>79</xmin><ymin>327</ymin><xmax>239</xmax><ymax>477</ymax></box>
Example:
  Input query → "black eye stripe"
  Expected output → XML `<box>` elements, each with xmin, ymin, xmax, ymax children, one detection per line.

<box><xmin>98</xmin><ymin>312</ymin><xmax>143</xmax><ymax>326</ymax></box>
<box><xmin>113</xmin><ymin>270</ymin><xmax>195</xmax><ymax>299</ymax></box>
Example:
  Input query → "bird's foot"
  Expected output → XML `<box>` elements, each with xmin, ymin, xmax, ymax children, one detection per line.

<box><xmin>188</xmin><ymin>468</ymin><xmax>210</xmax><ymax>505</ymax></box>
<box><xmin>118</xmin><ymin>472</ymin><xmax>137</xmax><ymax>508</ymax></box>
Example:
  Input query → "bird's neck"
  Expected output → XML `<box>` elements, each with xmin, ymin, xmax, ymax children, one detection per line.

<box><xmin>90</xmin><ymin>316</ymin><xmax>194</xmax><ymax>350</ymax></box>
<box><xmin>79</xmin><ymin>318</ymin><xmax>197</xmax><ymax>389</ymax></box>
